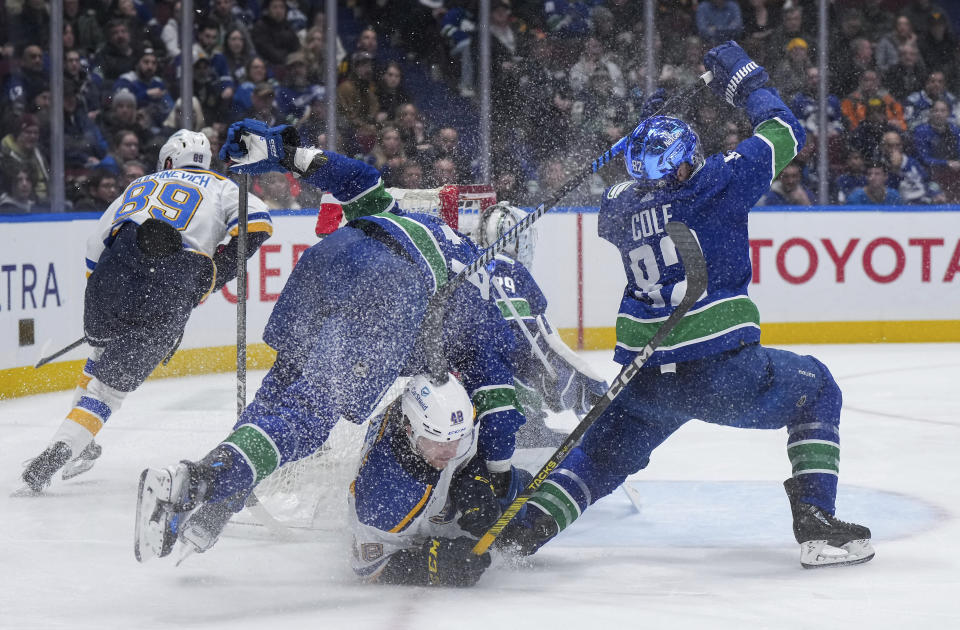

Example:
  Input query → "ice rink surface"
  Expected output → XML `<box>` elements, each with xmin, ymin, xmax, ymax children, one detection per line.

<box><xmin>2</xmin><ymin>344</ymin><xmax>958</xmax><ymax>630</ymax></box>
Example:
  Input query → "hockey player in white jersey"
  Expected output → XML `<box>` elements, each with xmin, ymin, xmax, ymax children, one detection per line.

<box><xmin>350</xmin><ymin>374</ymin><xmax>501</xmax><ymax>586</ymax></box>
<box><xmin>473</xmin><ymin>202</ymin><xmax>608</xmax><ymax>450</ymax></box>
<box><xmin>19</xmin><ymin>130</ymin><xmax>272</xmax><ymax>493</ymax></box>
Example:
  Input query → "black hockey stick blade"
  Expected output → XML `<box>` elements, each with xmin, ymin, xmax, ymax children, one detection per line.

<box><xmin>35</xmin><ymin>336</ymin><xmax>86</xmax><ymax>368</ymax></box>
<box><xmin>472</xmin><ymin>221</ymin><xmax>707</xmax><ymax>555</ymax></box>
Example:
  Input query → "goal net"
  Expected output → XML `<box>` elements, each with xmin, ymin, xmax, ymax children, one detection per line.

<box><xmin>230</xmin><ymin>184</ymin><xmax>497</xmax><ymax>533</ymax></box>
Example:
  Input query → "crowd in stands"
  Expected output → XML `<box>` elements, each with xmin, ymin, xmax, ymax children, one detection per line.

<box><xmin>0</xmin><ymin>0</ymin><xmax>958</xmax><ymax>214</ymax></box>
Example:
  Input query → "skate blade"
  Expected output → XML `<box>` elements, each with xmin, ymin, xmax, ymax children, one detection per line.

<box><xmin>175</xmin><ymin>545</ymin><xmax>196</xmax><ymax>567</ymax></box>
<box><xmin>10</xmin><ymin>484</ymin><xmax>43</xmax><ymax>497</ymax></box>
<box><xmin>62</xmin><ymin>458</ymin><xmax>96</xmax><ymax>481</ymax></box>
<box><xmin>134</xmin><ymin>468</ymin><xmax>175</xmax><ymax>563</ymax></box>
<box><xmin>799</xmin><ymin>539</ymin><xmax>875</xmax><ymax>569</ymax></box>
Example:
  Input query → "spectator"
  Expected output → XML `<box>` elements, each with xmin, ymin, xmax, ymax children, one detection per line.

<box><xmin>93</xmin><ymin>19</ymin><xmax>137</xmax><ymax>85</ymax></box>
<box><xmin>11</xmin><ymin>0</ymin><xmax>50</xmax><ymax>49</ymax></box>
<box><xmin>841</xmin><ymin>70</ymin><xmax>905</xmax><ymax>132</ymax></box>
<box><xmin>846</xmin><ymin>162</ymin><xmax>902</xmax><ymax>205</ymax></box>
<box><xmin>741</xmin><ymin>0</ymin><xmax>780</xmax><ymax>63</ymax></box>
<box><xmin>375</xmin><ymin>62</ymin><xmax>411</xmax><ymax>125</ymax></box>
<box><xmin>63</xmin><ymin>0</ymin><xmax>104</xmax><ymax>58</ymax></box>
<box><xmin>370</xmin><ymin>125</ymin><xmax>406</xmax><ymax>181</ymax></box>
<box><xmin>72</xmin><ymin>169</ymin><xmax>118</xmax><ymax>213</ymax></box>
<box><xmin>3</xmin><ymin>45</ymin><xmax>48</xmax><ymax>117</ymax></box>
<box><xmin>303</xmin><ymin>24</ymin><xmax>346</xmax><ymax>86</ymax></box>
<box><xmin>394</xmin><ymin>102</ymin><xmax>430</xmax><ymax>158</ymax></box>
<box><xmin>336</xmin><ymin>51</ymin><xmax>380</xmax><ymax>139</ymax></box>
<box><xmin>904</xmin><ymin>0</ymin><xmax>952</xmax><ymax>39</ymax></box>
<box><xmin>97</xmin><ymin>89</ymin><xmax>151</xmax><ymax>146</ymax></box>
<box><xmin>791</xmin><ymin>66</ymin><xmax>845</xmax><ymax>145</ymax></box>
<box><xmin>875</xmin><ymin>15</ymin><xmax>918</xmax><ymax>73</ymax></box>
<box><xmin>0</xmin><ymin>113</ymin><xmax>49</xmax><ymax>206</ymax></box>
<box><xmin>913</xmin><ymin>99</ymin><xmax>960</xmax><ymax>201</ymax></box>
<box><xmin>918</xmin><ymin>13</ymin><xmax>958</xmax><ymax>86</ymax></box>
<box><xmin>276</xmin><ymin>51</ymin><xmax>321</xmax><ymax>124</ymax></box>
<box><xmin>65</xmin><ymin>48</ymin><xmax>104</xmax><ymax>117</ymax></box>
<box><xmin>237</xmin><ymin>81</ymin><xmax>281</xmax><ymax>125</ymax></box>
<box><xmin>835</xmin><ymin>148</ymin><xmax>868</xmax><ymax>203</ymax></box>
<box><xmin>489</xmin><ymin>0</ymin><xmax>529</xmax><ymax>129</ymax></box>
<box><xmin>220</xmin><ymin>27</ymin><xmax>255</xmax><ymax>88</ymax></box>
<box><xmin>440</xmin><ymin>4</ymin><xmax>477</xmax><ymax>97</ymax></box>
<box><xmin>231</xmin><ymin>56</ymin><xmax>274</xmax><ymax>117</ymax></box>
<box><xmin>161</xmin><ymin>96</ymin><xmax>207</xmax><ymax>134</ymax></box>
<box><xmin>63</xmin><ymin>81</ymin><xmax>107</xmax><ymax>169</ymax></box>
<box><xmin>770</xmin><ymin>38</ymin><xmax>811</xmax><ymax>104</ymax></box>
<box><xmin>210</xmin><ymin>0</ymin><xmax>255</xmax><ymax>48</ymax></box>
<box><xmin>885</xmin><ymin>44</ymin><xmax>928</xmax><ymax>102</ymax></box>
<box><xmin>0</xmin><ymin>166</ymin><xmax>37</xmax><ymax>214</ymax></box>
<box><xmin>850</xmin><ymin>98</ymin><xmax>907</xmax><ymax>162</ymax></box>
<box><xmin>421</xmin><ymin>126</ymin><xmax>472</xmax><ymax>183</ymax></box>
<box><xmin>201</xmin><ymin>126</ymin><xmax>227</xmax><ymax>172</ymax></box>
<box><xmin>695</xmin><ymin>0</ymin><xmax>742</xmax><ymax>46</ymax></box>
<box><xmin>833</xmin><ymin>37</ymin><xmax>875</xmax><ymax>99</ymax></box>
<box><xmin>394</xmin><ymin>159</ymin><xmax>424</xmax><ymax>189</ymax></box>
<box><xmin>767</xmin><ymin>6</ymin><xmax>814</xmax><ymax>65</ymax></box>
<box><xmin>113</xmin><ymin>48</ymin><xmax>175</xmax><ymax>133</ymax></box>
<box><xmin>119</xmin><ymin>159</ymin><xmax>147</xmax><ymax>192</ymax></box>
<box><xmin>568</xmin><ymin>37</ymin><xmax>626</xmax><ymax>100</ymax></box>
<box><xmin>860</xmin><ymin>0</ymin><xmax>895</xmax><ymax>44</ymax></box>
<box><xmin>881</xmin><ymin>130</ymin><xmax>945</xmax><ymax>204</ymax></box>
<box><xmin>905</xmin><ymin>71</ymin><xmax>958</xmax><ymax>130</ymax></box>
<box><xmin>659</xmin><ymin>36</ymin><xmax>707</xmax><ymax>93</ymax></box>
<box><xmin>251</xmin><ymin>0</ymin><xmax>302</xmax><ymax>70</ymax></box>
<box><xmin>760</xmin><ymin>163</ymin><xmax>814</xmax><ymax>206</ymax></box>
<box><xmin>429</xmin><ymin>157</ymin><xmax>458</xmax><ymax>187</ymax></box>
<box><xmin>258</xmin><ymin>171</ymin><xmax>300</xmax><ymax>209</ymax></box>
<box><xmin>99</xmin><ymin>129</ymin><xmax>143</xmax><ymax>175</ymax></box>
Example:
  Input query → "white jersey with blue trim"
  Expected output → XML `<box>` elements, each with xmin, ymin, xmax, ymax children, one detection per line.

<box><xmin>84</xmin><ymin>168</ymin><xmax>272</xmax><ymax>274</ymax></box>
<box><xmin>348</xmin><ymin>407</ymin><xmax>478</xmax><ymax>581</ymax></box>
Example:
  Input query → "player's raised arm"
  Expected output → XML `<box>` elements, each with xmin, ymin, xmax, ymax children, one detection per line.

<box><xmin>703</xmin><ymin>41</ymin><xmax>807</xmax><ymax>204</ymax></box>
<box><xmin>219</xmin><ymin>119</ymin><xmax>395</xmax><ymax>220</ymax></box>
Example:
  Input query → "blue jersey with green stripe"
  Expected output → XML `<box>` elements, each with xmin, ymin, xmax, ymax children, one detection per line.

<box><xmin>598</xmin><ymin>88</ymin><xmax>804</xmax><ymax>366</ymax></box>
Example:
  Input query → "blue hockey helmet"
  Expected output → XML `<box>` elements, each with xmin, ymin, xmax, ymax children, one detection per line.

<box><xmin>624</xmin><ymin>116</ymin><xmax>703</xmax><ymax>186</ymax></box>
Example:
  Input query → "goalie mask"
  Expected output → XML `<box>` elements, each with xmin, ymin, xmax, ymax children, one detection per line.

<box><xmin>475</xmin><ymin>202</ymin><xmax>536</xmax><ymax>267</ymax></box>
<box><xmin>157</xmin><ymin>129</ymin><xmax>212</xmax><ymax>171</ymax></box>
<box><xmin>401</xmin><ymin>374</ymin><xmax>475</xmax><ymax>469</ymax></box>
<box><xmin>624</xmin><ymin>116</ymin><xmax>703</xmax><ymax>187</ymax></box>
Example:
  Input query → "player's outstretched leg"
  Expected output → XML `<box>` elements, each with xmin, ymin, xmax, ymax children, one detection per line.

<box><xmin>784</xmin><ymin>477</ymin><xmax>874</xmax><ymax>568</ymax></box>
<box><xmin>20</xmin><ymin>442</ymin><xmax>73</xmax><ymax>493</ymax></box>
<box><xmin>61</xmin><ymin>440</ymin><xmax>103</xmax><ymax>481</ymax></box>
<box><xmin>134</xmin><ymin>461</ymin><xmax>211</xmax><ymax>562</ymax></box>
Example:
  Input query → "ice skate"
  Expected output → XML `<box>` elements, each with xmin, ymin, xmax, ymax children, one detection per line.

<box><xmin>62</xmin><ymin>441</ymin><xmax>102</xmax><ymax>481</ymax></box>
<box><xmin>135</xmin><ymin>462</ymin><xmax>208</xmax><ymax>562</ymax></box>
<box><xmin>784</xmin><ymin>478</ymin><xmax>875</xmax><ymax>568</ymax></box>
<box><xmin>19</xmin><ymin>442</ymin><xmax>73</xmax><ymax>493</ymax></box>
<box><xmin>178</xmin><ymin>499</ymin><xmax>234</xmax><ymax>556</ymax></box>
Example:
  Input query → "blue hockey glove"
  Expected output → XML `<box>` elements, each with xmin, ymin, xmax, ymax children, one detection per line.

<box><xmin>220</xmin><ymin>120</ymin><xmax>294</xmax><ymax>175</ymax></box>
<box><xmin>703</xmin><ymin>41</ymin><xmax>768</xmax><ymax>107</ymax></box>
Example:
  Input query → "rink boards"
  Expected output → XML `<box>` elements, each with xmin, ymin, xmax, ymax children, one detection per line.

<box><xmin>2</xmin><ymin>205</ymin><xmax>959</xmax><ymax>397</ymax></box>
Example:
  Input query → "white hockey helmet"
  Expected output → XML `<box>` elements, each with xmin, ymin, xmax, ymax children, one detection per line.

<box><xmin>474</xmin><ymin>201</ymin><xmax>536</xmax><ymax>266</ymax></box>
<box><xmin>157</xmin><ymin>129</ymin><xmax>212</xmax><ymax>171</ymax></box>
<box><xmin>401</xmin><ymin>374</ymin><xmax>475</xmax><ymax>443</ymax></box>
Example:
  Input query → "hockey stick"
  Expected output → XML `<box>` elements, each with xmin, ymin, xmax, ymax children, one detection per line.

<box><xmin>489</xmin><ymin>268</ymin><xmax>557</xmax><ymax>381</ymax></box>
<box><xmin>472</xmin><ymin>221</ymin><xmax>707</xmax><ymax>555</ymax></box>
<box><xmin>236</xmin><ymin>173</ymin><xmax>249</xmax><ymax>418</ymax></box>
<box><xmin>421</xmin><ymin>73</ymin><xmax>714</xmax><ymax>380</ymax></box>
<box><xmin>35</xmin><ymin>336</ymin><xmax>86</xmax><ymax>368</ymax></box>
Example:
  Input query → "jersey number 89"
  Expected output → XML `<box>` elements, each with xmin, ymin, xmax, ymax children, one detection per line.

<box><xmin>114</xmin><ymin>180</ymin><xmax>203</xmax><ymax>230</ymax></box>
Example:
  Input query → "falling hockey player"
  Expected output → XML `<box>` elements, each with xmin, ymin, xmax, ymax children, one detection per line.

<box><xmin>134</xmin><ymin>120</ymin><xmax>528</xmax><ymax>562</ymax></box>
<box><xmin>472</xmin><ymin>202</ymin><xmax>608</xmax><ymax>448</ymax></box>
<box><xmin>19</xmin><ymin>130</ymin><xmax>273</xmax><ymax>493</ymax></box>
<box><xmin>350</xmin><ymin>374</ymin><xmax>519</xmax><ymax>586</ymax></box>
<box><xmin>498</xmin><ymin>41</ymin><xmax>875</xmax><ymax>568</ymax></box>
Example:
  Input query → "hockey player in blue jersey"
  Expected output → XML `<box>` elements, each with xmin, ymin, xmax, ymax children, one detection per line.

<box><xmin>499</xmin><ymin>42</ymin><xmax>875</xmax><ymax>568</ymax></box>
<box><xmin>473</xmin><ymin>202</ymin><xmax>608</xmax><ymax>449</ymax></box>
<box><xmin>134</xmin><ymin>121</ymin><xmax>528</xmax><ymax>562</ymax></box>
<box><xmin>350</xmin><ymin>373</ymin><xmax>507</xmax><ymax>586</ymax></box>
<box><xmin>20</xmin><ymin>130</ymin><xmax>273</xmax><ymax>494</ymax></box>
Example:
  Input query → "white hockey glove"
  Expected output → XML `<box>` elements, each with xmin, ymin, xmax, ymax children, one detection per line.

<box><xmin>220</xmin><ymin>119</ymin><xmax>327</xmax><ymax>177</ymax></box>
